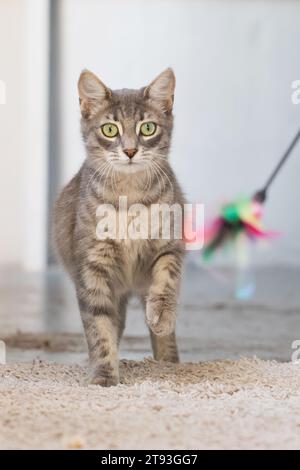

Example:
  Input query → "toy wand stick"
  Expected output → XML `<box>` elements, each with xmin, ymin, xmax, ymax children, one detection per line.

<box><xmin>254</xmin><ymin>126</ymin><xmax>300</xmax><ymax>203</ymax></box>
<box><xmin>203</xmin><ymin>126</ymin><xmax>300</xmax><ymax>259</ymax></box>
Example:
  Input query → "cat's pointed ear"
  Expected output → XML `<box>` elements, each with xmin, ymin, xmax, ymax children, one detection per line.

<box><xmin>78</xmin><ymin>70</ymin><xmax>111</xmax><ymax>119</ymax></box>
<box><xmin>144</xmin><ymin>68</ymin><xmax>175</xmax><ymax>113</ymax></box>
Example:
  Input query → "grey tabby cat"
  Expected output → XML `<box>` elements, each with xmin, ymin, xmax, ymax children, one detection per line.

<box><xmin>53</xmin><ymin>68</ymin><xmax>185</xmax><ymax>386</ymax></box>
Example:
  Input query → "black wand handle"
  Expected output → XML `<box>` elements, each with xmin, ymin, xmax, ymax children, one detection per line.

<box><xmin>254</xmin><ymin>127</ymin><xmax>300</xmax><ymax>203</ymax></box>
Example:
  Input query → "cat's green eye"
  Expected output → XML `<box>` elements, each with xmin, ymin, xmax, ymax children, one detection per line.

<box><xmin>140</xmin><ymin>121</ymin><xmax>156</xmax><ymax>137</ymax></box>
<box><xmin>101</xmin><ymin>123</ymin><xmax>119</xmax><ymax>138</ymax></box>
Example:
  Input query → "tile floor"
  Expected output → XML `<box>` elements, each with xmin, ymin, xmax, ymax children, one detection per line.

<box><xmin>1</xmin><ymin>263</ymin><xmax>299</xmax><ymax>364</ymax></box>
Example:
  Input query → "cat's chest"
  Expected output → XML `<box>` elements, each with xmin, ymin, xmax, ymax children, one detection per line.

<box><xmin>95</xmin><ymin>203</ymin><xmax>164</xmax><ymax>244</ymax></box>
<box><xmin>119</xmin><ymin>237</ymin><xmax>163</xmax><ymax>290</ymax></box>
<box><xmin>95</xmin><ymin>205</ymin><xmax>164</xmax><ymax>282</ymax></box>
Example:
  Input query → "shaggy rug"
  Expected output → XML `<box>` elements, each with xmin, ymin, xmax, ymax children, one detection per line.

<box><xmin>1</xmin><ymin>357</ymin><xmax>300</xmax><ymax>450</ymax></box>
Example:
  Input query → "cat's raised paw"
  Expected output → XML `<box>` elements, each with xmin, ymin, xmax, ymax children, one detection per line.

<box><xmin>146</xmin><ymin>297</ymin><xmax>176</xmax><ymax>336</ymax></box>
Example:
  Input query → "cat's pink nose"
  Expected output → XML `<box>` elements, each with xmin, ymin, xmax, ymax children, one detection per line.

<box><xmin>123</xmin><ymin>148</ymin><xmax>137</xmax><ymax>159</ymax></box>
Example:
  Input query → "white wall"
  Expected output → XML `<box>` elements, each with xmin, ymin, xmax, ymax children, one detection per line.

<box><xmin>0</xmin><ymin>0</ymin><xmax>49</xmax><ymax>270</ymax></box>
<box><xmin>56</xmin><ymin>0</ymin><xmax>300</xmax><ymax>266</ymax></box>
<box><xmin>0</xmin><ymin>0</ymin><xmax>23</xmax><ymax>267</ymax></box>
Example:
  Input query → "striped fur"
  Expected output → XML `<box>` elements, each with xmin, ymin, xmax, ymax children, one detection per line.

<box><xmin>53</xmin><ymin>69</ymin><xmax>185</xmax><ymax>386</ymax></box>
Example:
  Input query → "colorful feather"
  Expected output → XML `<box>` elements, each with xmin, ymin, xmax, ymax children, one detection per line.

<box><xmin>202</xmin><ymin>196</ymin><xmax>278</xmax><ymax>260</ymax></box>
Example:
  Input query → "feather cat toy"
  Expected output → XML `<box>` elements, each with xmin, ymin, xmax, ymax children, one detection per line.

<box><xmin>194</xmin><ymin>127</ymin><xmax>300</xmax><ymax>299</ymax></box>
<box><xmin>203</xmin><ymin>127</ymin><xmax>300</xmax><ymax>260</ymax></box>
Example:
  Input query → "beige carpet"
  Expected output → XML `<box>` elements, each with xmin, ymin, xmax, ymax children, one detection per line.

<box><xmin>1</xmin><ymin>357</ymin><xmax>300</xmax><ymax>450</ymax></box>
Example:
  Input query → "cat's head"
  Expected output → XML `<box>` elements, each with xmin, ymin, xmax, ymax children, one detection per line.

<box><xmin>78</xmin><ymin>68</ymin><xmax>175</xmax><ymax>174</ymax></box>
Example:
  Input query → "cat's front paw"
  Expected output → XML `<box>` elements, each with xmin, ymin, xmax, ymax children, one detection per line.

<box><xmin>90</xmin><ymin>375</ymin><xmax>119</xmax><ymax>387</ymax></box>
<box><xmin>89</xmin><ymin>365</ymin><xmax>119</xmax><ymax>387</ymax></box>
<box><xmin>146</xmin><ymin>294</ymin><xmax>176</xmax><ymax>336</ymax></box>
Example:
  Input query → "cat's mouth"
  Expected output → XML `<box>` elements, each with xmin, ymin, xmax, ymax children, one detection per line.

<box><xmin>112</xmin><ymin>159</ymin><xmax>147</xmax><ymax>174</ymax></box>
<box><xmin>117</xmin><ymin>159</ymin><xmax>137</xmax><ymax>165</ymax></box>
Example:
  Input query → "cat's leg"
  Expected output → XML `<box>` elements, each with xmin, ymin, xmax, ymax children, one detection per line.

<box><xmin>76</xmin><ymin>265</ymin><xmax>121</xmax><ymax>387</ymax></box>
<box><xmin>141</xmin><ymin>295</ymin><xmax>179</xmax><ymax>362</ymax></box>
<box><xmin>149</xmin><ymin>330</ymin><xmax>179</xmax><ymax>363</ymax></box>
<box><xmin>146</xmin><ymin>250</ymin><xmax>183</xmax><ymax>337</ymax></box>
<box><xmin>117</xmin><ymin>294</ymin><xmax>128</xmax><ymax>343</ymax></box>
